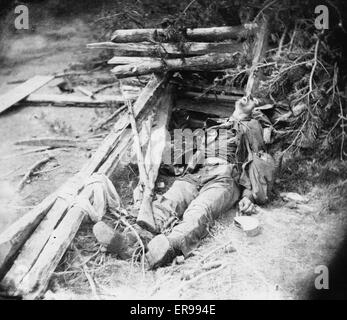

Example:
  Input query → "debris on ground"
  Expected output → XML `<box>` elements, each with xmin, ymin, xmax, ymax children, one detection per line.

<box><xmin>280</xmin><ymin>192</ymin><xmax>309</xmax><ymax>204</ymax></box>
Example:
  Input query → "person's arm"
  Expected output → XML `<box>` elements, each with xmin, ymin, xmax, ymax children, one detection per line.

<box><xmin>238</xmin><ymin>120</ymin><xmax>275</xmax><ymax>213</ymax></box>
<box><xmin>239</xmin><ymin>191</ymin><xmax>255</xmax><ymax>214</ymax></box>
<box><xmin>238</xmin><ymin>124</ymin><xmax>256</xmax><ymax>214</ymax></box>
<box><xmin>241</xmin><ymin>188</ymin><xmax>254</xmax><ymax>202</ymax></box>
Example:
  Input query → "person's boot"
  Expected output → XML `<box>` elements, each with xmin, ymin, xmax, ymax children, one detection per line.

<box><xmin>93</xmin><ymin>221</ymin><xmax>130</xmax><ymax>259</ymax></box>
<box><xmin>124</xmin><ymin>224</ymin><xmax>154</xmax><ymax>248</ymax></box>
<box><xmin>146</xmin><ymin>234</ymin><xmax>176</xmax><ymax>269</ymax></box>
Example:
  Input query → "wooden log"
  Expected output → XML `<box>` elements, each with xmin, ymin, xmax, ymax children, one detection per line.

<box><xmin>111</xmin><ymin>25</ymin><xmax>253</xmax><ymax>43</ymax></box>
<box><xmin>24</xmin><ymin>93</ymin><xmax>138</xmax><ymax>107</ymax></box>
<box><xmin>245</xmin><ymin>17</ymin><xmax>268</xmax><ymax>96</ymax></box>
<box><xmin>108</xmin><ymin>56</ymin><xmax>162</xmax><ymax>65</ymax></box>
<box><xmin>111</xmin><ymin>53</ymin><xmax>241</xmax><ymax>78</ymax></box>
<box><xmin>0</xmin><ymin>75</ymin><xmax>171</xmax><ymax>297</ymax></box>
<box><xmin>0</xmin><ymin>76</ymin><xmax>54</xmax><ymax>114</ymax></box>
<box><xmin>87</xmin><ymin>41</ymin><xmax>242</xmax><ymax>56</ymax></box>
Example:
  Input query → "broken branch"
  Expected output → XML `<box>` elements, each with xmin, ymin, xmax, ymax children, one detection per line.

<box><xmin>94</xmin><ymin>105</ymin><xmax>127</xmax><ymax>130</ymax></box>
<box><xmin>16</xmin><ymin>156</ymin><xmax>54</xmax><ymax>192</ymax></box>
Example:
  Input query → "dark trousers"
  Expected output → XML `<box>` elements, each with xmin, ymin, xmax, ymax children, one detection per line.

<box><xmin>152</xmin><ymin>163</ymin><xmax>240</xmax><ymax>256</ymax></box>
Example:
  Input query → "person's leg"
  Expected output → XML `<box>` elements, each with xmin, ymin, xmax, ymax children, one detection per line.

<box><xmin>147</xmin><ymin>179</ymin><xmax>239</xmax><ymax>268</ymax></box>
<box><xmin>146</xmin><ymin>180</ymin><xmax>199</xmax><ymax>268</ymax></box>
<box><xmin>168</xmin><ymin>178</ymin><xmax>240</xmax><ymax>256</ymax></box>
<box><xmin>151</xmin><ymin>180</ymin><xmax>199</xmax><ymax>232</ymax></box>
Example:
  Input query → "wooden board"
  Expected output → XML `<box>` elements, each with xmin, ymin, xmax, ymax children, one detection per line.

<box><xmin>144</xmin><ymin>89</ymin><xmax>173</xmax><ymax>186</ymax></box>
<box><xmin>136</xmin><ymin>84</ymin><xmax>173</xmax><ymax>231</ymax></box>
<box><xmin>14</xmin><ymin>137</ymin><xmax>79</xmax><ymax>148</ymax></box>
<box><xmin>0</xmin><ymin>192</ymin><xmax>57</xmax><ymax>280</ymax></box>
<box><xmin>17</xmin><ymin>129</ymin><xmax>134</xmax><ymax>298</ymax></box>
<box><xmin>176</xmin><ymin>98</ymin><xmax>234</xmax><ymax>118</ymax></box>
<box><xmin>182</xmin><ymin>91</ymin><xmax>240</xmax><ymax>103</ymax></box>
<box><xmin>245</xmin><ymin>17</ymin><xmax>268</xmax><ymax>96</ymax></box>
<box><xmin>19</xmin><ymin>206</ymin><xmax>86</xmax><ymax>299</ymax></box>
<box><xmin>0</xmin><ymin>76</ymin><xmax>54</xmax><ymax>114</ymax></box>
<box><xmin>172</xmin><ymin>82</ymin><xmax>244</xmax><ymax>96</ymax></box>
<box><xmin>24</xmin><ymin>93</ymin><xmax>139</xmax><ymax>106</ymax></box>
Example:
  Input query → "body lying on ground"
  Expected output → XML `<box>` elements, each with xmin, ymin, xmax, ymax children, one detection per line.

<box><xmin>93</xmin><ymin>96</ymin><xmax>276</xmax><ymax>269</ymax></box>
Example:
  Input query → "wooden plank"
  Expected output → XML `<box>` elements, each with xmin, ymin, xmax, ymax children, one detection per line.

<box><xmin>19</xmin><ymin>206</ymin><xmax>85</xmax><ymax>299</ymax></box>
<box><xmin>17</xmin><ymin>128</ymin><xmax>134</xmax><ymax>299</ymax></box>
<box><xmin>144</xmin><ymin>89</ymin><xmax>173</xmax><ymax>186</ymax></box>
<box><xmin>172</xmin><ymin>82</ymin><xmax>244</xmax><ymax>96</ymax></box>
<box><xmin>245</xmin><ymin>17</ymin><xmax>268</xmax><ymax>96</ymax></box>
<box><xmin>14</xmin><ymin>137</ymin><xmax>78</xmax><ymax>148</ymax></box>
<box><xmin>0</xmin><ymin>76</ymin><xmax>54</xmax><ymax>114</ymax></box>
<box><xmin>0</xmin><ymin>135</ymin><xmax>119</xmax><ymax>281</ymax></box>
<box><xmin>175</xmin><ymin>98</ymin><xmax>233</xmax><ymax>118</ymax></box>
<box><xmin>14</xmin><ymin>136</ymin><xmax>128</xmax><ymax>298</ymax></box>
<box><xmin>111</xmin><ymin>25</ymin><xmax>253</xmax><ymax>43</ymax></box>
<box><xmin>87</xmin><ymin>41</ymin><xmax>242</xmax><ymax>57</ymax></box>
<box><xmin>0</xmin><ymin>198</ymin><xmax>70</xmax><ymax>295</ymax></box>
<box><xmin>137</xmin><ymin>84</ymin><xmax>173</xmax><ymax>231</ymax></box>
<box><xmin>182</xmin><ymin>91</ymin><xmax>240</xmax><ymax>103</ymax></box>
<box><xmin>0</xmin><ymin>192</ymin><xmax>57</xmax><ymax>280</ymax></box>
<box><xmin>0</xmin><ymin>75</ymin><xmax>171</xmax><ymax>297</ymax></box>
<box><xmin>24</xmin><ymin>93</ymin><xmax>139</xmax><ymax>107</ymax></box>
<box><xmin>111</xmin><ymin>53</ymin><xmax>241</xmax><ymax>78</ymax></box>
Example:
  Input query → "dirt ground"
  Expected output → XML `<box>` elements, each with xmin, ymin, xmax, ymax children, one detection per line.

<box><xmin>0</xmin><ymin>5</ymin><xmax>116</xmax><ymax>233</ymax></box>
<box><xmin>0</xmin><ymin>2</ymin><xmax>346</xmax><ymax>300</ymax></box>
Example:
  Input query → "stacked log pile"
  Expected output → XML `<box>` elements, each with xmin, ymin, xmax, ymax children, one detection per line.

<box><xmin>87</xmin><ymin>25</ymin><xmax>257</xmax><ymax>79</ymax></box>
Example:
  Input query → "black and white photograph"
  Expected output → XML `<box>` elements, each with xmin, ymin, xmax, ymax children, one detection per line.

<box><xmin>0</xmin><ymin>0</ymin><xmax>346</xmax><ymax>304</ymax></box>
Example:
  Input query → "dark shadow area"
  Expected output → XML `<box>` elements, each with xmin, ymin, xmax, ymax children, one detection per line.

<box><xmin>307</xmin><ymin>226</ymin><xmax>347</xmax><ymax>299</ymax></box>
